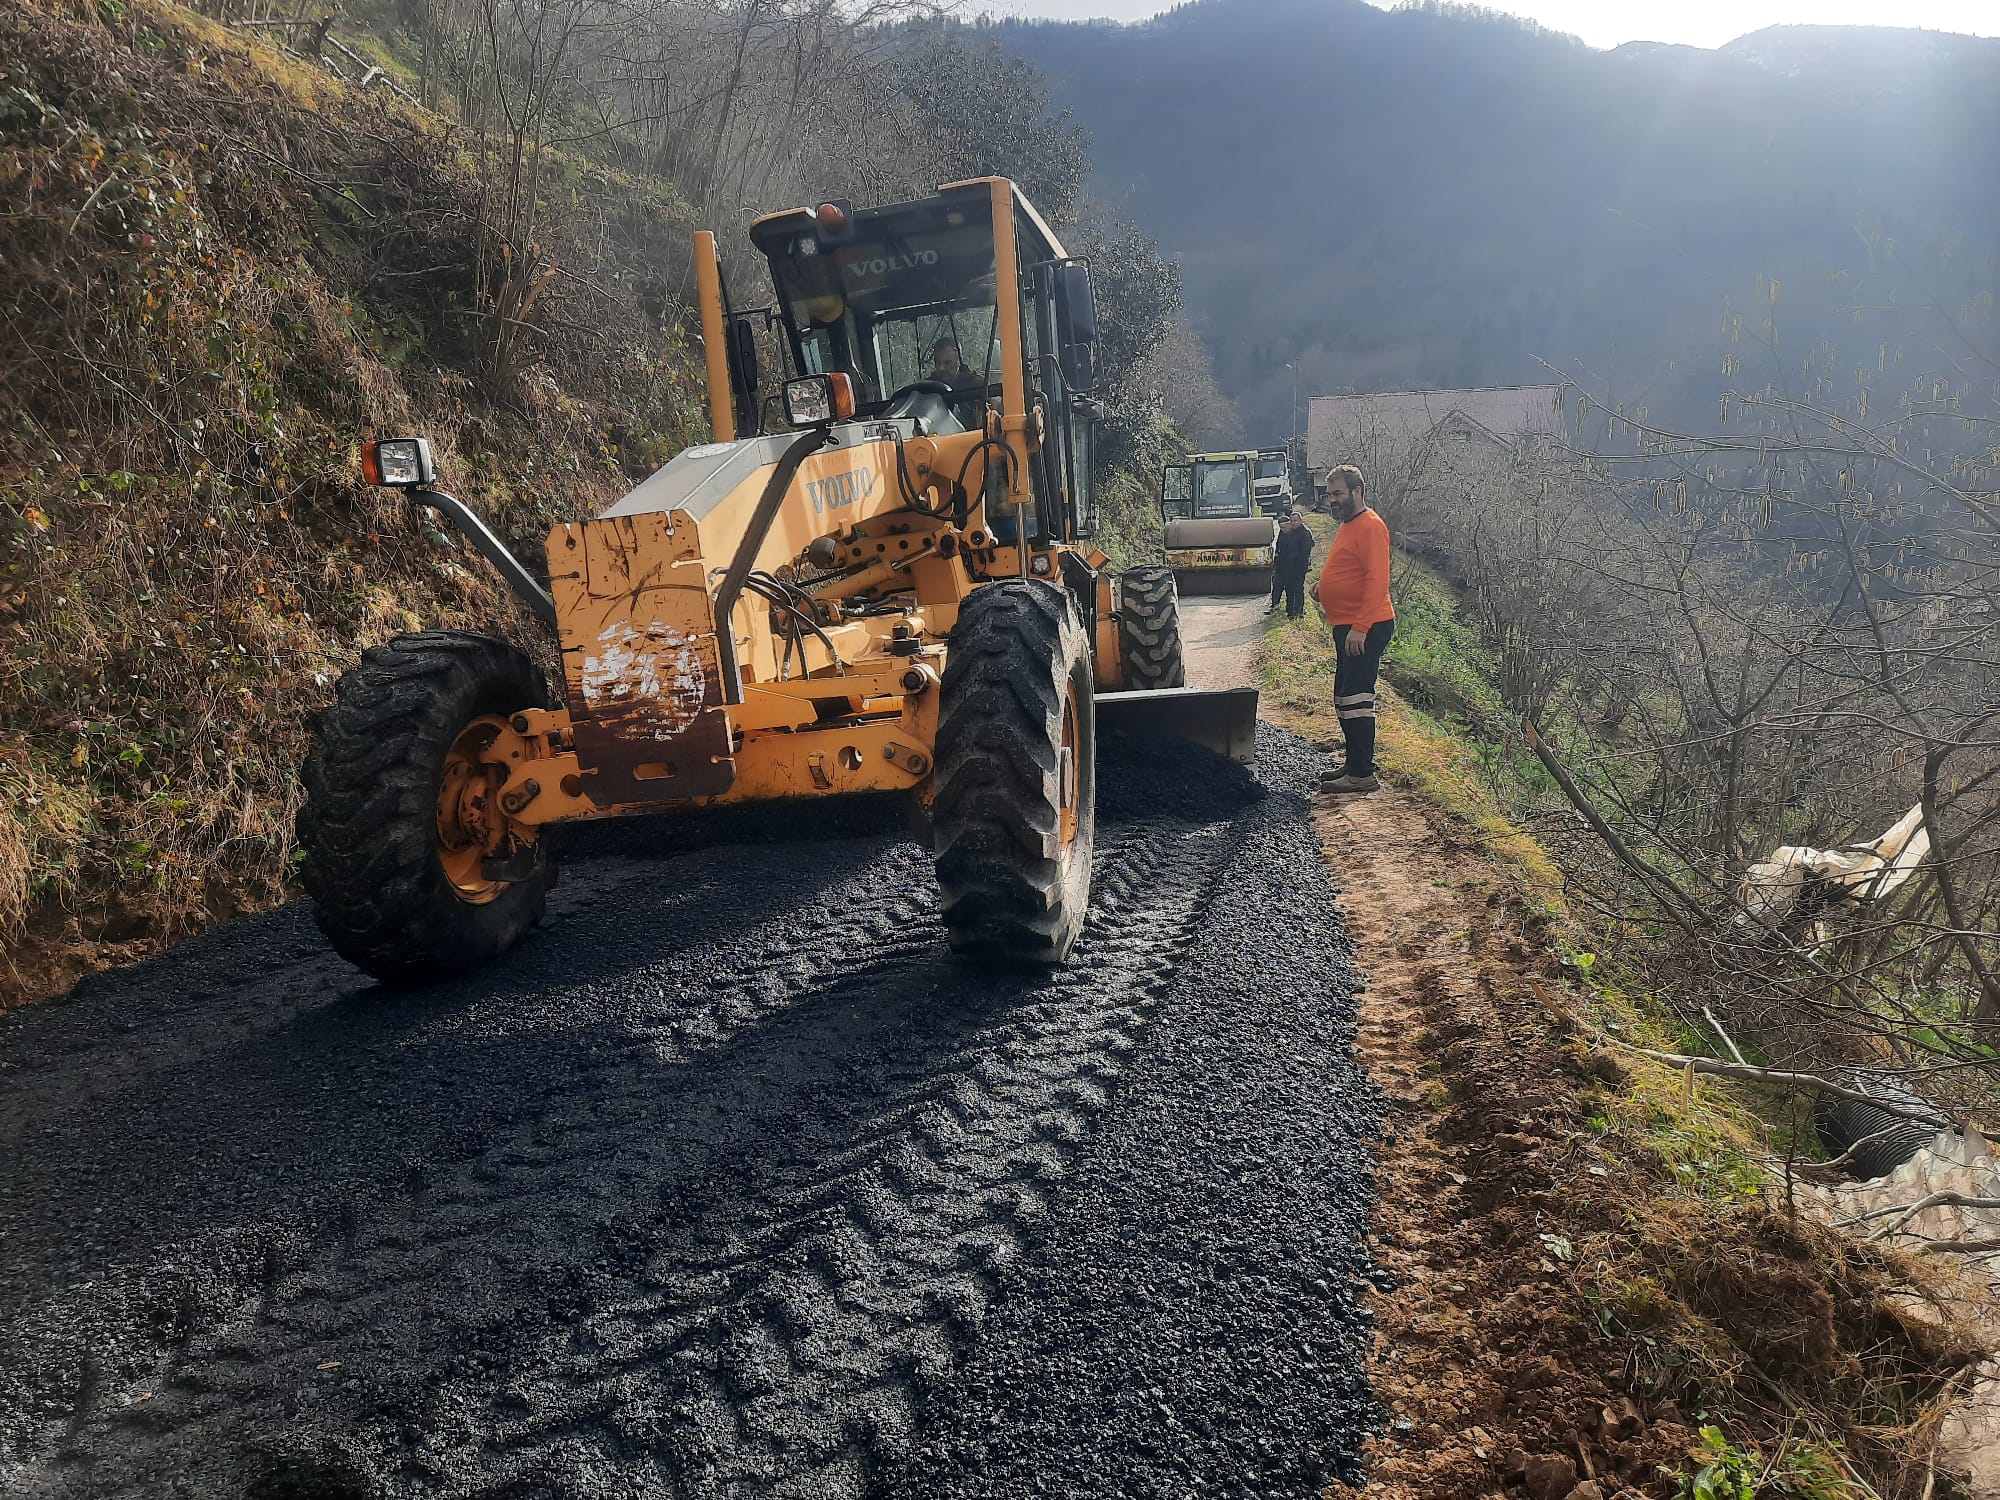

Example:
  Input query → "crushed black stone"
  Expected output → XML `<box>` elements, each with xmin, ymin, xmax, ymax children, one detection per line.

<box><xmin>0</xmin><ymin>723</ymin><xmax>1379</xmax><ymax>1499</ymax></box>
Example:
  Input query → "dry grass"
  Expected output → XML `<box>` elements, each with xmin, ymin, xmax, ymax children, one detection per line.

<box><xmin>1261</xmin><ymin>606</ymin><xmax>1565</xmax><ymax>901</ymax></box>
<box><xmin>0</xmin><ymin>0</ymin><xmax>707</xmax><ymax>1005</ymax></box>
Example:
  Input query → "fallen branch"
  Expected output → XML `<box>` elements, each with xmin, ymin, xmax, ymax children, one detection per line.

<box><xmin>1610</xmin><ymin>1045</ymin><xmax>1955</xmax><ymax>1126</ymax></box>
<box><xmin>1842</xmin><ymin>1191</ymin><xmax>2000</xmax><ymax>1240</ymax></box>
<box><xmin>1703</xmin><ymin>1004</ymin><xmax>1748</xmax><ymax>1065</ymax></box>
<box><xmin>324</xmin><ymin>37</ymin><xmax>421</xmax><ymax>104</ymax></box>
<box><xmin>65</xmin><ymin>166</ymin><xmax>124</xmax><ymax>237</ymax></box>
<box><xmin>1848</xmin><ymin>1191</ymin><xmax>2000</xmax><ymax>1226</ymax></box>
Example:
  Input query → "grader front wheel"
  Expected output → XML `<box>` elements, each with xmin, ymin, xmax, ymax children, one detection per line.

<box><xmin>1118</xmin><ymin>564</ymin><xmax>1186</xmax><ymax>689</ymax></box>
<box><xmin>297</xmin><ymin>631</ymin><xmax>554</xmax><ymax>985</ymax></box>
<box><xmin>931</xmin><ymin>581</ymin><xmax>1097</xmax><ymax>964</ymax></box>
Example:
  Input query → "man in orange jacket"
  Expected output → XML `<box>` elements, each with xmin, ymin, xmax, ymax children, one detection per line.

<box><xmin>1314</xmin><ymin>464</ymin><xmax>1394</xmax><ymax>793</ymax></box>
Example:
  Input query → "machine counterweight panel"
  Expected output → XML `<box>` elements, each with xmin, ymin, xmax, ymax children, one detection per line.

<box><xmin>549</xmin><ymin>510</ymin><xmax>737</xmax><ymax>804</ymax></box>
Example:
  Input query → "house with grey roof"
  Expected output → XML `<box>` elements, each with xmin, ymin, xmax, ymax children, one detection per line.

<box><xmin>1306</xmin><ymin>385</ymin><xmax>1566</xmax><ymax>488</ymax></box>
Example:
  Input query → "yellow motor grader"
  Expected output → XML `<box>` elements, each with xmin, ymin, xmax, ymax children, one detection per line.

<box><xmin>299</xmin><ymin>178</ymin><xmax>1258</xmax><ymax>983</ymax></box>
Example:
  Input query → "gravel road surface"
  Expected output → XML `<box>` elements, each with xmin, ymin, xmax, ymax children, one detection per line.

<box><xmin>0</xmin><ymin>724</ymin><xmax>1379</xmax><ymax>1498</ymax></box>
<box><xmin>1175</xmin><ymin>597</ymin><xmax>1270</xmax><ymax>691</ymax></box>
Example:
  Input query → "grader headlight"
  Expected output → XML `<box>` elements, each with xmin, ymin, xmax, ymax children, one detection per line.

<box><xmin>784</xmin><ymin>374</ymin><xmax>854</xmax><ymax>427</ymax></box>
<box><xmin>362</xmin><ymin>437</ymin><xmax>436</xmax><ymax>488</ymax></box>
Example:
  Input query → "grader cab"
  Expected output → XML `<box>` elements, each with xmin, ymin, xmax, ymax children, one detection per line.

<box><xmin>299</xmin><ymin>178</ymin><xmax>1258</xmax><ymax>984</ymax></box>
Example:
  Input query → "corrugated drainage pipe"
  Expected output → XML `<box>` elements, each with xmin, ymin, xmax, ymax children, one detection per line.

<box><xmin>1812</xmin><ymin>1069</ymin><xmax>1940</xmax><ymax>1181</ymax></box>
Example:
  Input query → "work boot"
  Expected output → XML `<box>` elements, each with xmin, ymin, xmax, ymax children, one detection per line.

<box><xmin>1320</xmin><ymin>771</ymin><xmax>1380</xmax><ymax>794</ymax></box>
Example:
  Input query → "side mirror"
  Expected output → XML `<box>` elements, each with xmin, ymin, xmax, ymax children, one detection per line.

<box><xmin>730</xmin><ymin>317</ymin><xmax>759</xmax><ymax>394</ymax></box>
<box><xmin>1060</xmin><ymin>341</ymin><xmax>1096</xmax><ymax>395</ymax></box>
<box><xmin>1056</xmin><ymin>261</ymin><xmax>1098</xmax><ymax>395</ymax></box>
<box><xmin>1058</xmin><ymin>262</ymin><xmax>1096</xmax><ymax>345</ymax></box>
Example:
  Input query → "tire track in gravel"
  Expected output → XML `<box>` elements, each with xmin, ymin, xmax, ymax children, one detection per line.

<box><xmin>0</xmin><ymin>843</ymin><xmax>914</xmax><ymax>1475</ymax></box>
<box><xmin>886</xmin><ymin>728</ymin><xmax>1381</xmax><ymax>1500</ymax></box>
<box><xmin>1</xmin><ymin>762</ymin><xmax>1259</xmax><ymax>1500</ymax></box>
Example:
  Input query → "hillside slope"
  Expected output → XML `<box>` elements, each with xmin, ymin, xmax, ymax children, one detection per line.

<box><xmin>0</xmin><ymin>0</ymin><xmax>707</xmax><ymax>1005</ymax></box>
<box><xmin>0</xmin><ymin>0</ymin><xmax>1203</xmax><ymax>1007</ymax></box>
<box><xmin>999</xmin><ymin>0</ymin><xmax>2000</xmax><ymax>432</ymax></box>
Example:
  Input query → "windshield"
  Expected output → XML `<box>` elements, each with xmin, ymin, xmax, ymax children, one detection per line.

<box><xmin>765</xmin><ymin>210</ymin><xmax>1000</xmax><ymax>408</ymax></box>
<box><xmin>1256</xmin><ymin>456</ymin><xmax>1288</xmax><ymax>481</ymax></box>
<box><xmin>1193</xmin><ymin>458</ymin><xmax>1254</xmax><ymax>517</ymax></box>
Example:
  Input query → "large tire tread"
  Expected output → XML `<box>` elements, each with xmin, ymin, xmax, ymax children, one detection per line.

<box><xmin>297</xmin><ymin>631</ymin><xmax>553</xmax><ymax>985</ymax></box>
<box><xmin>932</xmin><ymin>582</ymin><xmax>1095</xmax><ymax>962</ymax></box>
<box><xmin>1117</xmin><ymin>565</ymin><xmax>1186</xmax><ymax>690</ymax></box>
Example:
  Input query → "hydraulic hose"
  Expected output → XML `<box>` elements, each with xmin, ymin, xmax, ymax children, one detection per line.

<box><xmin>712</xmin><ymin>426</ymin><xmax>837</xmax><ymax>702</ymax></box>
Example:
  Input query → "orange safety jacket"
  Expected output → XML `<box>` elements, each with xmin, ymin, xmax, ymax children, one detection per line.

<box><xmin>1316</xmin><ymin>507</ymin><xmax>1394</xmax><ymax>629</ymax></box>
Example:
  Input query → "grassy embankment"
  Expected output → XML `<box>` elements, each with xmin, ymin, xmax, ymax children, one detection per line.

<box><xmin>1</xmin><ymin>0</ymin><xmax>708</xmax><ymax>1006</ymax></box>
<box><xmin>1263</xmin><ymin>529</ymin><xmax>1988</xmax><ymax>1494</ymax></box>
<box><xmin>0</xmin><ymin>0</ymin><xmax>1184</xmax><ymax>1008</ymax></box>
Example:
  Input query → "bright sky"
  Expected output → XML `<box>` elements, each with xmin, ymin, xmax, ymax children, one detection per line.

<box><xmin>983</xmin><ymin>0</ymin><xmax>2000</xmax><ymax>47</ymax></box>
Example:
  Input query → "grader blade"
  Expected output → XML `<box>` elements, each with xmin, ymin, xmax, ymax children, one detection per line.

<box><xmin>1096</xmin><ymin>686</ymin><xmax>1259</xmax><ymax>765</ymax></box>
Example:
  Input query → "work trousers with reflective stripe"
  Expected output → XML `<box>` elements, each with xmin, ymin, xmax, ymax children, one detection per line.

<box><xmin>1331</xmin><ymin>619</ymin><xmax>1395</xmax><ymax>776</ymax></box>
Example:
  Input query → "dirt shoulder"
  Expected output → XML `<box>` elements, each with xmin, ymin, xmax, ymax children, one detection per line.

<box><xmin>1306</xmin><ymin>751</ymin><xmax>1687</xmax><ymax>1497</ymax></box>
<box><xmin>1250</xmin><ymin>590</ymin><xmax>1987</xmax><ymax>1497</ymax></box>
<box><xmin>1177</xmin><ymin>595</ymin><xmax>1653</xmax><ymax>1490</ymax></box>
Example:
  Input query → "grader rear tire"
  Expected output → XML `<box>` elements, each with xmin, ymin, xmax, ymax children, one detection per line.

<box><xmin>297</xmin><ymin>631</ymin><xmax>554</xmax><ymax>985</ymax></box>
<box><xmin>1118</xmin><ymin>564</ymin><xmax>1186</xmax><ymax>689</ymax></box>
<box><xmin>931</xmin><ymin>581</ymin><xmax>1096</xmax><ymax>964</ymax></box>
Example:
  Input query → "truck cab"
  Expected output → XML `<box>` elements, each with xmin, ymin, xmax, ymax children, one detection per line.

<box><xmin>1254</xmin><ymin>448</ymin><xmax>1294</xmax><ymax>515</ymax></box>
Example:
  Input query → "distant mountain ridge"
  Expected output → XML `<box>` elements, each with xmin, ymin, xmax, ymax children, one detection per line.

<box><xmin>990</xmin><ymin>2</ymin><xmax>2000</xmax><ymax>436</ymax></box>
<box><xmin>1719</xmin><ymin>23</ymin><xmax>2000</xmax><ymax>75</ymax></box>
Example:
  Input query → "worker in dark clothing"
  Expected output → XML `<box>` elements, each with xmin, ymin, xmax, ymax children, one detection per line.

<box><xmin>1270</xmin><ymin>509</ymin><xmax>1315</xmax><ymax>619</ymax></box>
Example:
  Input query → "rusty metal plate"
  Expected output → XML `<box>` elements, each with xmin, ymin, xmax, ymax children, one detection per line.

<box><xmin>547</xmin><ymin>510</ymin><xmax>736</xmax><ymax>807</ymax></box>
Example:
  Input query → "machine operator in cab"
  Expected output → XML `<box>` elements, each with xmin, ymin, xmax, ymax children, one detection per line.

<box><xmin>927</xmin><ymin>338</ymin><xmax>984</xmax><ymax>392</ymax></box>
